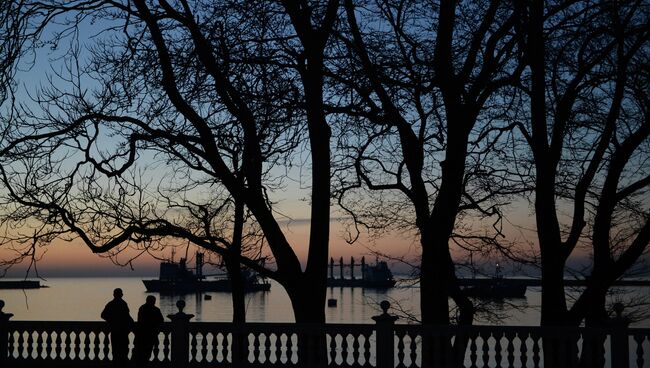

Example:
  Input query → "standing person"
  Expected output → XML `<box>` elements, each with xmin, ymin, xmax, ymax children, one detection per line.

<box><xmin>101</xmin><ymin>288</ymin><xmax>134</xmax><ymax>367</ymax></box>
<box><xmin>134</xmin><ymin>295</ymin><xmax>164</xmax><ymax>367</ymax></box>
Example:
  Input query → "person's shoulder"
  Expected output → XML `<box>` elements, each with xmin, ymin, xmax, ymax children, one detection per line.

<box><xmin>146</xmin><ymin>305</ymin><xmax>162</xmax><ymax>314</ymax></box>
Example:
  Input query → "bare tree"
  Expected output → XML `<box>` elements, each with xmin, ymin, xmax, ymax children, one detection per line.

<box><xmin>514</xmin><ymin>2</ymin><xmax>650</xmax><ymax>366</ymax></box>
<box><xmin>332</xmin><ymin>0</ymin><xmax>527</xmax><ymax>332</ymax></box>
<box><xmin>519</xmin><ymin>0</ymin><xmax>650</xmax><ymax>332</ymax></box>
<box><xmin>0</xmin><ymin>0</ymin><xmax>339</xmax><ymax>336</ymax></box>
<box><xmin>0</xmin><ymin>0</ymin><xmax>22</xmax><ymax>105</ymax></box>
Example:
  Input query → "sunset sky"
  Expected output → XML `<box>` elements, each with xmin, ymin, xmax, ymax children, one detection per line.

<box><xmin>0</xmin><ymin>5</ymin><xmax>604</xmax><ymax>280</ymax></box>
<box><xmin>1</xmin><ymin>195</ymin><xmax>544</xmax><ymax>278</ymax></box>
<box><xmin>1</xmin><ymin>215</ymin><xmax>437</xmax><ymax>277</ymax></box>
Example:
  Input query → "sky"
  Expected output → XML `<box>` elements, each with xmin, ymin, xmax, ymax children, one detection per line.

<box><xmin>2</xmin><ymin>218</ymin><xmax>423</xmax><ymax>277</ymax></box>
<box><xmin>0</xmin><ymin>3</ymin><xmax>604</xmax><ymax>280</ymax></box>
<box><xmin>0</xmin><ymin>194</ymin><xmax>551</xmax><ymax>279</ymax></box>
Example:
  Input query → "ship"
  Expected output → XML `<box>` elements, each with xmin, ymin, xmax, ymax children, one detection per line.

<box><xmin>0</xmin><ymin>280</ymin><xmax>44</xmax><ymax>289</ymax></box>
<box><xmin>462</xmin><ymin>263</ymin><xmax>526</xmax><ymax>299</ymax></box>
<box><xmin>143</xmin><ymin>253</ymin><xmax>270</xmax><ymax>293</ymax></box>
<box><xmin>327</xmin><ymin>256</ymin><xmax>396</xmax><ymax>288</ymax></box>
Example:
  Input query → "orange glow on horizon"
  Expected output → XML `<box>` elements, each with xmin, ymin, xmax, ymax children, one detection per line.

<box><xmin>1</xmin><ymin>206</ymin><xmax>549</xmax><ymax>277</ymax></box>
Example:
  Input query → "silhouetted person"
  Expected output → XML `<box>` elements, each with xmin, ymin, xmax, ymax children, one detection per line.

<box><xmin>134</xmin><ymin>295</ymin><xmax>164</xmax><ymax>367</ymax></box>
<box><xmin>101</xmin><ymin>288</ymin><xmax>133</xmax><ymax>367</ymax></box>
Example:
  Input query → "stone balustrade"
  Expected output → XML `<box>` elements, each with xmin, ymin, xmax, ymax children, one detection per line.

<box><xmin>0</xmin><ymin>299</ymin><xmax>648</xmax><ymax>367</ymax></box>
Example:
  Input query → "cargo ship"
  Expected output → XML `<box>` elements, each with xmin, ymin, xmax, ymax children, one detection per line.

<box><xmin>0</xmin><ymin>280</ymin><xmax>44</xmax><ymax>289</ymax></box>
<box><xmin>327</xmin><ymin>257</ymin><xmax>396</xmax><ymax>288</ymax></box>
<box><xmin>462</xmin><ymin>264</ymin><xmax>527</xmax><ymax>299</ymax></box>
<box><xmin>143</xmin><ymin>253</ymin><xmax>270</xmax><ymax>293</ymax></box>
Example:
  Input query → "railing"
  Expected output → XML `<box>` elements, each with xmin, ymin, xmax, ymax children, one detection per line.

<box><xmin>1</xmin><ymin>299</ymin><xmax>649</xmax><ymax>368</ymax></box>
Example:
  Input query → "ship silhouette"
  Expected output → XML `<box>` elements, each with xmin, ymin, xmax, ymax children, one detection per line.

<box><xmin>143</xmin><ymin>253</ymin><xmax>270</xmax><ymax>293</ymax></box>
<box><xmin>326</xmin><ymin>257</ymin><xmax>396</xmax><ymax>288</ymax></box>
<box><xmin>462</xmin><ymin>263</ymin><xmax>527</xmax><ymax>299</ymax></box>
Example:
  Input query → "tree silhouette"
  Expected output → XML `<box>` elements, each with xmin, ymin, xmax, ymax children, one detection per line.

<box><xmin>0</xmin><ymin>0</ymin><xmax>339</xmax><ymax>331</ymax></box>
<box><xmin>334</xmin><ymin>0</ymin><xmax>527</xmax><ymax>331</ymax></box>
<box><xmin>515</xmin><ymin>1</ymin><xmax>650</xmax><ymax>365</ymax></box>
<box><xmin>519</xmin><ymin>0</ymin><xmax>650</xmax><ymax>329</ymax></box>
<box><xmin>0</xmin><ymin>6</ymin><xmax>648</xmax><ymax>365</ymax></box>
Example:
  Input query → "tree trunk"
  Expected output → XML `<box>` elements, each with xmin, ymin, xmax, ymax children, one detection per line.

<box><xmin>421</xmin><ymin>221</ymin><xmax>474</xmax><ymax>368</ymax></box>
<box><xmin>539</xmin><ymin>255</ymin><xmax>568</xmax><ymax>326</ymax></box>
<box><xmin>287</xmin><ymin>278</ymin><xmax>327</xmax><ymax>368</ymax></box>
<box><xmin>225</xmin><ymin>258</ymin><xmax>246</xmax><ymax>323</ymax></box>
<box><xmin>580</xmin><ymin>288</ymin><xmax>608</xmax><ymax>368</ymax></box>
<box><xmin>526</xmin><ymin>1</ymin><xmax>575</xmax><ymax>365</ymax></box>
<box><xmin>539</xmin><ymin>260</ymin><xmax>573</xmax><ymax>368</ymax></box>
<box><xmin>526</xmin><ymin>0</ymin><xmax>569</xmax><ymax>328</ymax></box>
<box><xmin>227</xmin><ymin>186</ymin><xmax>247</xmax><ymax>323</ymax></box>
<box><xmin>420</xmin><ymin>242</ymin><xmax>451</xmax><ymax>326</ymax></box>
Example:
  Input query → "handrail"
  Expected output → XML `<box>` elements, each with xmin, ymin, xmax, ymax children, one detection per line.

<box><xmin>1</xmin><ymin>300</ymin><xmax>647</xmax><ymax>368</ymax></box>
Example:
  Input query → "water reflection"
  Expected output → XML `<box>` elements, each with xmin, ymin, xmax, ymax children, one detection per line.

<box><xmin>195</xmin><ymin>293</ymin><xmax>202</xmax><ymax>316</ymax></box>
<box><xmin>155</xmin><ymin>288</ymin><xmax>275</xmax><ymax>322</ymax></box>
<box><xmin>9</xmin><ymin>277</ymin><xmax>640</xmax><ymax>327</ymax></box>
<box><xmin>152</xmin><ymin>283</ymin><xmax>409</xmax><ymax>323</ymax></box>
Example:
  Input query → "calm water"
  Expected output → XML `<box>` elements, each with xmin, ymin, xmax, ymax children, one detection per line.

<box><xmin>0</xmin><ymin>277</ymin><xmax>647</xmax><ymax>327</ymax></box>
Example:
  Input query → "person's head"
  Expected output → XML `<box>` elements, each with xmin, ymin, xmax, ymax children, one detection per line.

<box><xmin>113</xmin><ymin>288</ymin><xmax>123</xmax><ymax>299</ymax></box>
<box><xmin>146</xmin><ymin>295</ymin><xmax>156</xmax><ymax>306</ymax></box>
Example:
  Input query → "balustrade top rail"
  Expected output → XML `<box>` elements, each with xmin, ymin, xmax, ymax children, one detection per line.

<box><xmin>1</xmin><ymin>300</ymin><xmax>649</xmax><ymax>368</ymax></box>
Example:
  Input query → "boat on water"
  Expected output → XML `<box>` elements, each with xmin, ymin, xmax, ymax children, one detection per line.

<box><xmin>0</xmin><ymin>280</ymin><xmax>44</xmax><ymax>289</ymax></box>
<box><xmin>143</xmin><ymin>253</ymin><xmax>270</xmax><ymax>293</ymax></box>
<box><xmin>462</xmin><ymin>264</ymin><xmax>527</xmax><ymax>299</ymax></box>
<box><xmin>327</xmin><ymin>257</ymin><xmax>396</xmax><ymax>288</ymax></box>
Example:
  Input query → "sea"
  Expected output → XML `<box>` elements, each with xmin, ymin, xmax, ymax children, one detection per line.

<box><xmin>0</xmin><ymin>277</ymin><xmax>649</xmax><ymax>327</ymax></box>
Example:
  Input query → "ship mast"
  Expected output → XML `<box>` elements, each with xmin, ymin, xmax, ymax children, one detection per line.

<box><xmin>196</xmin><ymin>252</ymin><xmax>204</xmax><ymax>279</ymax></box>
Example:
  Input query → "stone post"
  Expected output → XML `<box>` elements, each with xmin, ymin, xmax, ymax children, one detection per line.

<box><xmin>373</xmin><ymin>300</ymin><xmax>398</xmax><ymax>368</ymax></box>
<box><xmin>0</xmin><ymin>300</ymin><xmax>13</xmax><ymax>366</ymax></box>
<box><xmin>610</xmin><ymin>302</ymin><xmax>629</xmax><ymax>367</ymax></box>
<box><xmin>168</xmin><ymin>300</ymin><xmax>194</xmax><ymax>368</ymax></box>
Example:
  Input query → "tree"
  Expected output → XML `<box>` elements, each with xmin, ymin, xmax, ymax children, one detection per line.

<box><xmin>0</xmin><ymin>0</ymin><xmax>339</xmax><ymax>332</ymax></box>
<box><xmin>519</xmin><ymin>0</ymin><xmax>650</xmax><ymax>332</ymax></box>
<box><xmin>333</xmin><ymin>0</ymin><xmax>527</xmax><ymax>330</ymax></box>
<box><xmin>160</xmin><ymin>173</ymin><xmax>266</xmax><ymax>324</ymax></box>
<box><xmin>0</xmin><ymin>0</ymin><xmax>22</xmax><ymax>105</ymax></box>
<box><xmin>516</xmin><ymin>2</ymin><xmax>650</xmax><ymax>365</ymax></box>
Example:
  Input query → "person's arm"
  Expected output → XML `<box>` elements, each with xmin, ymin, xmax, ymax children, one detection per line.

<box><xmin>137</xmin><ymin>306</ymin><xmax>144</xmax><ymax>323</ymax></box>
<box><xmin>101</xmin><ymin>302</ymin><xmax>110</xmax><ymax>321</ymax></box>
<box><xmin>120</xmin><ymin>301</ymin><xmax>134</xmax><ymax>327</ymax></box>
<box><xmin>124</xmin><ymin>301</ymin><xmax>134</xmax><ymax>322</ymax></box>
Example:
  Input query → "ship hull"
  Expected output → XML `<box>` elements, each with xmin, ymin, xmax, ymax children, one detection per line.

<box><xmin>142</xmin><ymin>279</ymin><xmax>270</xmax><ymax>294</ymax></box>
<box><xmin>463</xmin><ymin>284</ymin><xmax>527</xmax><ymax>299</ymax></box>
<box><xmin>0</xmin><ymin>281</ymin><xmax>42</xmax><ymax>289</ymax></box>
<box><xmin>326</xmin><ymin>278</ymin><xmax>396</xmax><ymax>288</ymax></box>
